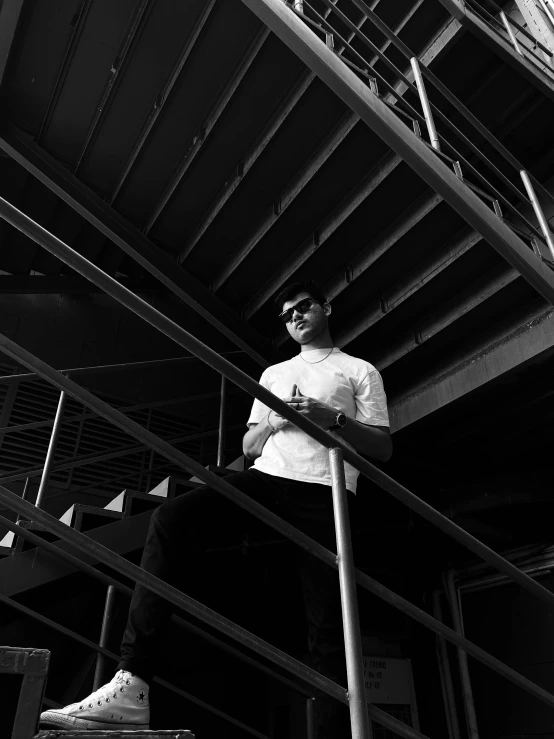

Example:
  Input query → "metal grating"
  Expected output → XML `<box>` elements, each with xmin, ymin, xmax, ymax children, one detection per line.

<box><xmin>0</xmin><ymin>364</ymin><xmax>202</xmax><ymax>497</ymax></box>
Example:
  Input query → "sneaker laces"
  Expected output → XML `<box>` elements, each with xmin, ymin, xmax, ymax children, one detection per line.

<box><xmin>77</xmin><ymin>670</ymin><xmax>135</xmax><ymax>709</ymax></box>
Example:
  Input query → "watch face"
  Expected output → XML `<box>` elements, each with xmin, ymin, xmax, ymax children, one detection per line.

<box><xmin>337</xmin><ymin>412</ymin><xmax>347</xmax><ymax>427</ymax></box>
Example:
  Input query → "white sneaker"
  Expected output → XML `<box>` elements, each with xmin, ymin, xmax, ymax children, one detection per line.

<box><xmin>39</xmin><ymin>669</ymin><xmax>150</xmax><ymax>730</ymax></box>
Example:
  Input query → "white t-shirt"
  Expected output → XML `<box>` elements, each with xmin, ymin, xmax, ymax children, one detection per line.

<box><xmin>247</xmin><ymin>347</ymin><xmax>389</xmax><ymax>493</ymax></box>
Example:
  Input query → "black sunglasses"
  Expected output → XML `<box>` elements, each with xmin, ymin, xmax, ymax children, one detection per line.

<box><xmin>278</xmin><ymin>297</ymin><xmax>320</xmax><ymax>324</ymax></box>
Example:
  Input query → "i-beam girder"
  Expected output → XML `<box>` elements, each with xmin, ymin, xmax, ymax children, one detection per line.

<box><xmin>240</xmin><ymin>0</ymin><xmax>554</xmax><ymax>309</ymax></box>
<box><xmin>0</xmin><ymin>125</ymin><xmax>277</xmax><ymax>368</ymax></box>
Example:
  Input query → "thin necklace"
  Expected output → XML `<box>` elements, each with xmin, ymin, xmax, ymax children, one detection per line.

<box><xmin>299</xmin><ymin>347</ymin><xmax>334</xmax><ymax>364</ymax></box>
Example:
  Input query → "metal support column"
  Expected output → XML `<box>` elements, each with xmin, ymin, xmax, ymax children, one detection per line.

<box><xmin>410</xmin><ymin>57</ymin><xmax>441</xmax><ymax>151</ymax></box>
<box><xmin>306</xmin><ymin>696</ymin><xmax>317</xmax><ymax>739</ymax></box>
<box><xmin>217</xmin><ymin>375</ymin><xmax>228</xmax><ymax>468</ymax></box>
<box><xmin>35</xmin><ymin>386</ymin><xmax>68</xmax><ymax>509</ymax></box>
<box><xmin>445</xmin><ymin>571</ymin><xmax>479</xmax><ymax>739</ymax></box>
<box><xmin>293</xmin><ymin>0</ymin><xmax>304</xmax><ymax>13</ymax></box>
<box><xmin>520</xmin><ymin>170</ymin><xmax>554</xmax><ymax>260</ymax></box>
<box><xmin>329</xmin><ymin>447</ymin><xmax>371</xmax><ymax>739</ymax></box>
<box><xmin>93</xmin><ymin>584</ymin><xmax>116</xmax><ymax>691</ymax></box>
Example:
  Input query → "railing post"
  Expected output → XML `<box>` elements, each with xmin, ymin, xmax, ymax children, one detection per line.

<box><xmin>329</xmin><ymin>447</ymin><xmax>372</xmax><ymax>739</ymax></box>
<box><xmin>520</xmin><ymin>170</ymin><xmax>554</xmax><ymax>260</ymax></box>
<box><xmin>35</xmin><ymin>386</ymin><xmax>68</xmax><ymax>509</ymax></box>
<box><xmin>93</xmin><ymin>584</ymin><xmax>116</xmax><ymax>691</ymax></box>
<box><xmin>410</xmin><ymin>57</ymin><xmax>441</xmax><ymax>151</ymax></box>
<box><xmin>306</xmin><ymin>695</ymin><xmax>317</xmax><ymax>739</ymax></box>
<box><xmin>15</xmin><ymin>477</ymin><xmax>31</xmax><ymax>525</ymax></box>
<box><xmin>293</xmin><ymin>0</ymin><xmax>304</xmax><ymax>13</ymax></box>
<box><xmin>445</xmin><ymin>571</ymin><xmax>480</xmax><ymax>739</ymax></box>
<box><xmin>500</xmin><ymin>11</ymin><xmax>524</xmax><ymax>56</ymax></box>
<box><xmin>217</xmin><ymin>374</ymin><xmax>228</xmax><ymax>468</ymax></box>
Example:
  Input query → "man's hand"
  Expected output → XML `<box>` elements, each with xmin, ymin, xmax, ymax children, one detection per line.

<box><xmin>267</xmin><ymin>409</ymin><xmax>289</xmax><ymax>431</ymax></box>
<box><xmin>286</xmin><ymin>385</ymin><xmax>337</xmax><ymax>429</ymax></box>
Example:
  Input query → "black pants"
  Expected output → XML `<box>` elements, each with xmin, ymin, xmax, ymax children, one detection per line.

<box><xmin>119</xmin><ymin>469</ymin><xmax>351</xmax><ymax>735</ymax></box>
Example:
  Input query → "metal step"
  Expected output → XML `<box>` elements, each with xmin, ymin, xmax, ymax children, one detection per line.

<box><xmin>36</xmin><ymin>731</ymin><xmax>194</xmax><ymax>738</ymax></box>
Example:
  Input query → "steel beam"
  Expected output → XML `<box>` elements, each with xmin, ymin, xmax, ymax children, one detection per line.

<box><xmin>178</xmin><ymin>0</ymin><xmax>383</xmax><ymax>264</ymax></box>
<box><xmin>374</xmin><ymin>265</ymin><xmax>520</xmax><ymax>369</ymax></box>
<box><xmin>144</xmin><ymin>27</ymin><xmax>270</xmax><ymax>234</ymax></box>
<box><xmin>36</xmin><ymin>0</ymin><xmax>93</xmax><ymax>143</ymax></box>
<box><xmin>239</xmin><ymin>0</ymin><xmax>554</xmax><ymax>306</ymax></box>
<box><xmin>0</xmin><ymin>125</ymin><xmax>276</xmax><ymax>367</ymax></box>
<box><xmin>244</xmin><ymin>152</ymin><xmax>402</xmax><ymax>318</ymax></box>
<box><xmin>0</xmin><ymin>0</ymin><xmax>25</xmax><ymax>86</ymax></box>
<box><xmin>178</xmin><ymin>69</ymin><xmax>315</xmax><ymax>262</ymax></box>
<box><xmin>110</xmin><ymin>0</ymin><xmax>217</xmax><ymax>203</ymax></box>
<box><xmin>437</xmin><ymin>0</ymin><xmax>554</xmax><ymax>101</ymax></box>
<box><xmin>0</xmin><ymin>274</ymin><xmax>156</xmax><ymax>294</ymax></box>
<box><xmin>212</xmin><ymin>111</ymin><xmax>357</xmax><ymax>292</ymax></box>
<box><xmin>327</xmin><ymin>191</ymin><xmax>442</xmax><ymax>301</ymax></box>
<box><xmin>389</xmin><ymin>306</ymin><xmax>554</xmax><ymax>431</ymax></box>
<box><xmin>331</xmin><ymin>228</ymin><xmax>482</xmax><ymax>349</ymax></box>
<box><xmin>74</xmin><ymin>0</ymin><xmax>153</xmax><ymax>173</ymax></box>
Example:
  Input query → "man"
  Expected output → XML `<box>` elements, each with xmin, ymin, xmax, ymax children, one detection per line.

<box><xmin>40</xmin><ymin>281</ymin><xmax>391</xmax><ymax>736</ymax></box>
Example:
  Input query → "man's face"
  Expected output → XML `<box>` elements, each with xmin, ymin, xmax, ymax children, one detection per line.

<box><xmin>281</xmin><ymin>291</ymin><xmax>329</xmax><ymax>345</ymax></box>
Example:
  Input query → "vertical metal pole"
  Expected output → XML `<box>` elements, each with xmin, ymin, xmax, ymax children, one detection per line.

<box><xmin>293</xmin><ymin>0</ymin><xmax>304</xmax><ymax>13</ymax></box>
<box><xmin>410</xmin><ymin>57</ymin><xmax>441</xmax><ymax>152</ymax></box>
<box><xmin>306</xmin><ymin>696</ymin><xmax>317</xmax><ymax>739</ymax></box>
<box><xmin>329</xmin><ymin>448</ymin><xmax>372</xmax><ymax>739</ymax></box>
<box><xmin>217</xmin><ymin>375</ymin><xmax>227</xmax><ymax>468</ymax></box>
<box><xmin>93</xmin><ymin>584</ymin><xmax>116</xmax><ymax>690</ymax></box>
<box><xmin>500</xmin><ymin>12</ymin><xmax>524</xmax><ymax>55</ymax></box>
<box><xmin>432</xmin><ymin>590</ymin><xmax>461</xmax><ymax>739</ymax></box>
<box><xmin>445</xmin><ymin>571</ymin><xmax>480</xmax><ymax>739</ymax></box>
<box><xmin>15</xmin><ymin>477</ymin><xmax>31</xmax><ymax>525</ymax></box>
<box><xmin>520</xmin><ymin>170</ymin><xmax>554</xmax><ymax>260</ymax></box>
<box><xmin>35</xmin><ymin>387</ymin><xmax>68</xmax><ymax>509</ymax></box>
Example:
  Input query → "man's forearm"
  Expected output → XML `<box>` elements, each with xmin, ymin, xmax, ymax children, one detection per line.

<box><xmin>336</xmin><ymin>420</ymin><xmax>392</xmax><ymax>462</ymax></box>
<box><xmin>242</xmin><ymin>415</ymin><xmax>274</xmax><ymax>460</ymax></box>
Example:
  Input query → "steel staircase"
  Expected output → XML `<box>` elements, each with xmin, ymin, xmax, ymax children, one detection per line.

<box><xmin>2</xmin><ymin>1</ymin><xmax>554</xmax><ymax>738</ymax></box>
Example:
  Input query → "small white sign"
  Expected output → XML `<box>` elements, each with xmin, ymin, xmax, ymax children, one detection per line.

<box><xmin>362</xmin><ymin>656</ymin><xmax>413</xmax><ymax>704</ymax></box>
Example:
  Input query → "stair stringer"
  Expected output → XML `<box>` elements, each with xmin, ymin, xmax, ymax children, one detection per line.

<box><xmin>0</xmin><ymin>508</ymin><xmax>153</xmax><ymax>598</ymax></box>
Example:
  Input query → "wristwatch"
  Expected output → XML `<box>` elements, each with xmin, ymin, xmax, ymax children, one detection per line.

<box><xmin>329</xmin><ymin>411</ymin><xmax>348</xmax><ymax>431</ymax></box>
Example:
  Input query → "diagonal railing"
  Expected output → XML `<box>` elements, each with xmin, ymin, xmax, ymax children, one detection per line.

<box><xmin>0</xmin><ymin>197</ymin><xmax>554</xmax><ymax>737</ymax></box>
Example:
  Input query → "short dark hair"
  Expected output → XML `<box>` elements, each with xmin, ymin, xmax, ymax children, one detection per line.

<box><xmin>274</xmin><ymin>281</ymin><xmax>328</xmax><ymax>314</ymax></box>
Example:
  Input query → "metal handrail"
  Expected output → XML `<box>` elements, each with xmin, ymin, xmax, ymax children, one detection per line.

<box><xmin>465</xmin><ymin>0</ymin><xmax>554</xmax><ymax>66</ymax></box>
<box><xmin>0</xmin><ymin>490</ymin><xmax>428</xmax><ymax>739</ymax></box>
<box><xmin>0</xmin><ymin>592</ymin><xmax>272</xmax><ymax>739</ymax></box>
<box><xmin>2</xmin><ymin>481</ymin><xmax>554</xmax><ymax>718</ymax></box>
<box><xmin>477</xmin><ymin>0</ymin><xmax>553</xmax><ymax>56</ymax></box>
<box><xmin>0</xmin><ymin>201</ymin><xmax>553</xmax><ymax>724</ymax></box>
<box><xmin>1</xmin><ymin>196</ymin><xmax>552</xmax><ymax>608</ymax></box>
<box><xmin>0</xmin><ymin>351</ymin><xmax>243</xmax><ymax>385</ymax></box>
<box><xmin>309</xmin><ymin>0</ymin><xmax>553</xmax><ymax>243</ymax></box>
<box><xmin>347</xmin><ymin>0</ymin><xmax>554</xmax><ymax>213</ymax></box>
<box><xmin>0</xmin><ymin>513</ymin><xmax>311</xmax><ymax>700</ymax></box>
